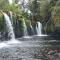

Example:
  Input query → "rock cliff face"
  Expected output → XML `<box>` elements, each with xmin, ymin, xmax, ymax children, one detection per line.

<box><xmin>0</xmin><ymin>0</ymin><xmax>60</xmax><ymax>35</ymax></box>
<box><xmin>42</xmin><ymin>0</ymin><xmax>60</xmax><ymax>34</ymax></box>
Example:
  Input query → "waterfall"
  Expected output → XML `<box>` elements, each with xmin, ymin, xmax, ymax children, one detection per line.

<box><xmin>9</xmin><ymin>11</ymin><xmax>13</xmax><ymax>25</ymax></box>
<box><xmin>36</xmin><ymin>22</ymin><xmax>42</xmax><ymax>35</ymax></box>
<box><xmin>23</xmin><ymin>19</ymin><xmax>28</xmax><ymax>36</ymax></box>
<box><xmin>0</xmin><ymin>12</ymin><xmax>20</xmax><ymax>48</ymax></box>
<box><xmin>3</xmin><ymin>13</ymin><xmax>15</xmax><ymax>39</ymax></box>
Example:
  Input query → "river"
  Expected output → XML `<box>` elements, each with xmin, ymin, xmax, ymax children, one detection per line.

<box><xmin>0</xmin><ymin>35</ymin><xmax>60</xmax><ymax>60</ymax></box>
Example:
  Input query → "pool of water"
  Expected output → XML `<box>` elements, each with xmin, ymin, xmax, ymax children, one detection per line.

<box><xmin>0</xmin><ymin>35</ymin><xmax>60</xmax><ymax>60</ymax></box>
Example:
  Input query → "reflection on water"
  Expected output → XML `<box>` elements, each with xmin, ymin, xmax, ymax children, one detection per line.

<box><xmin>0</xmin><ymin>36</ymin><xmax>60</xmax><ymax>60</ymax></box>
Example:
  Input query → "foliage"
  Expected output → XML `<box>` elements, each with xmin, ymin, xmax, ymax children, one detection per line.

<box><xmin>29</xmin><ymin>0</ymin><xmax>40</xmax><ymax>21</ymax></box>
<box><xmin>0</xmin><ymin>12</ymin><xmax>4</xmax><ymax>32</ymax></box>
<box><xmin>0</xmin><ymin>0</ymin><xmax>7</xmax><ymax>10</ymax></box>
<box><xmin>0</xmin><ymin>0</ymin><xmax>60</xmax><ymax>33</ymax></box>
<box><xmin>4</xmin><ymin>4</ymin><xmax>22</xmax><ymax>15</ymax></box>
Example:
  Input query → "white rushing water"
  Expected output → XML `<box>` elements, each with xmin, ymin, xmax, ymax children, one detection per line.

<box><xmin>3</xmin><ymin>13</ymin><xmax>15</xmax><ymax>39</ymax></box>
<box><xmin>22</xmin><ymin>19</ymin><xmax>31</xmax><ymax>38</ymax></box>
<box><xmin>0</xmin><ymin>12</ymin><xmax>20</xmax><ymax>48</ymax></box>
<box><xmin>23</xmin><ymin>19</ymin><xmax>28</xmax><ymax>36</ymax></box>
<box><xmin>36</xmin><ymin>21</ymin><xmax>48</xmax><ymax>36</ymax></box>
<box><xmin>9</xmin><ymin>11</ymin><xmax>13</xmax><ymax>25</ymax></box>
<box><xmin>36</xmin><ymin>22</ymin><xmax>42</xmax><ymax>35</ymax></box>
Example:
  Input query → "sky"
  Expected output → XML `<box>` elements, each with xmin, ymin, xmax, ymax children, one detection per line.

<box><xmin>8</xmin><ymin>0</ymin><xmax>13</xmax><ymax>4</ymax></box>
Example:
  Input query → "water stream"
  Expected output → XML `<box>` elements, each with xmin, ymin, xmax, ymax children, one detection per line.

<box><xmin>23</xmin><ymin>19</ymin><xmax>29</xmax><ymax>38</ymax></box>
<box><xmin>9</xmin><ymin>11</ymin><xmax>13</xmax><ymax>25</ymax></box>
<box><xmin>3</xmin><ymin>12</ymin><xmax>15</xmax><ymax>39</ymax></box>
<box><xmin>0</xmin><ymin>1</ymin><xmax>60</xmax><ymax>59</ymax></box>
<box><xmin>36</xmin><ymin>21</ymin><xmax>47</xmax><ymax>36</ymax></box>
<box><xmin>36</xmin><ymin>22</ymin><xmax>42</xmax><ymax>35</ymax></box>
<box><xmin>0</xmin><ymin>12</ymin><xmax>20</xmax><ymax>48</ymax></box>
<box><xmin>0</xmin><ymin>12</ymin><xmax>60</xmax><ymax>60</ymax></box>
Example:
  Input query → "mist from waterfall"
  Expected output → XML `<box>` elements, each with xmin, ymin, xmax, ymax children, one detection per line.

<box><xmin>3</xmin><ymin>12</ymin><xmax>15</xmax><ymax>39</ymax></box>
<box><xmin>36</xmin><ymin>22</ymin><xmax>42</xmax><ymax>35</ymax></box>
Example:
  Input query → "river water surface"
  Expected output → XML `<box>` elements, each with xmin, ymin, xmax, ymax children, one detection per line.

<box><xmin>0</xmin><ymin>35</ymin><xmax>60</xmax><ymax>60</ymax></box>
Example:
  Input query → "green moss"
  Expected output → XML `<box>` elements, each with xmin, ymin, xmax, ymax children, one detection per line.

<box><xmin>0</xmin><ymin>12</ymin><xmax>4</xmax><ymax>32</ymax></box>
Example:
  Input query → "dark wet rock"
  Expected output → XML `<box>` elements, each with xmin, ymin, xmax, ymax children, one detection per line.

<box><xmin>48</xmin><ymin>50</ymin><xmax>57</xmax><ymax>55</ymax></box>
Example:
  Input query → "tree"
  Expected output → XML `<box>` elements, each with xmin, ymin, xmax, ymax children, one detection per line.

<box><xmin>29</xmin><ymin>0</ymin><xmax>40</xmax><ymax>22</ymax></box>
<box><xmin>51</xmin><ymin>0</ymin><xmax>60</xmax><ymax>28</ymax></box>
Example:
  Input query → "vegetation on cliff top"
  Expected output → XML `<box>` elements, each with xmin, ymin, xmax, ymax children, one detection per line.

<box><xmin>0</xmin><ymin>0</ymin><xmax>60</xmax><ymax>34</ymax></box>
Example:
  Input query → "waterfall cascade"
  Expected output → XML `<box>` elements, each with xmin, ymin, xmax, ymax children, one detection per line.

<box><xmin>9</xmin><ymin>11</ymin><xmax>13</xmax><ymax>25</ymax></box>
<box><xmin>36</xmin><ymin>21</ymin><xmax>48</xmax><ymax>36</ymax></box>
<box><xmin>0</xmin><ymin>12</ymin><xmax>20</xmax><ymax>48</ymax></box>
<box><xmin>3</xmin><ymin>13</ymin><xmax>15</xmax><ymax>39</ymax></box>
<box><xmin>23</xmin><ymin>19</ymin><xmax>28</xmax><ymax>37</ymax></box>
<box><xmin>36</xmin><ymin>22</ymin><xmax>42</xmax><ymax>35</ymax></box>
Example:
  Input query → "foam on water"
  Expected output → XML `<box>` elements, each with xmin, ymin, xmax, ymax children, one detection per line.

<box><xmin>36</xmin><ymin>34</ymin><xmax>48</xmax><ymax>36</ymax></box>
<box><xmin>0</xmin><ymin>39</ymin><xmax>21</xmax><ymax>49</ymax></box>
<box><xmin>0</xmin><ymin>43</ymin><xmax>9</xmax><ymax>48</ymax></box>
<box><xmin>22</xmin><ymin>36</ymin><xmax>31</xmax><ymax>38</ymax></box>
